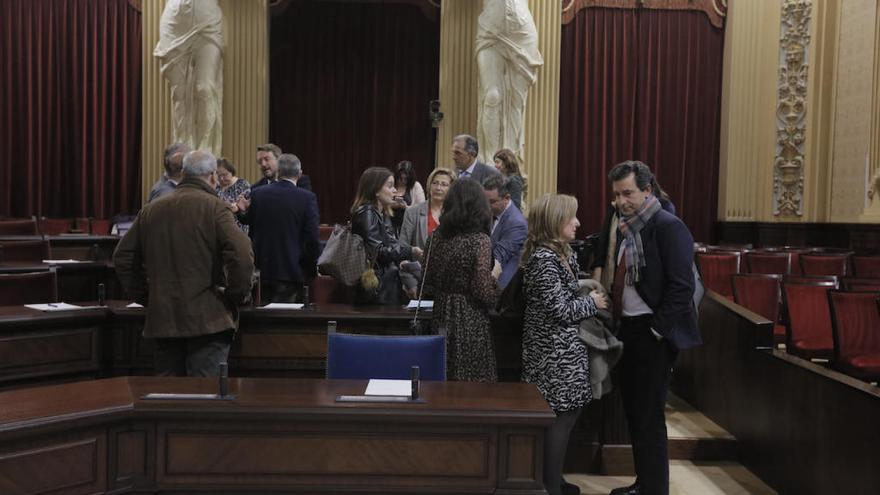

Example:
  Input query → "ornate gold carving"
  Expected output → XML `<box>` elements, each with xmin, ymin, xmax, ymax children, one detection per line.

<box><xmin>561</xmin><ymin>0</ymin><xmax>727</xmax><ymax>27</ymax></box>
<box><xmin>774</xmin><ymin>0</ymin><xmax>811</xmax><ymax>217</ymax></box>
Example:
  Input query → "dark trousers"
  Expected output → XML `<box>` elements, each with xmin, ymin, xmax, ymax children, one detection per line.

<box><xmin>544</xmin><ymin>407</ymin><xmax>581</xmax><ymax>495</ymax></box>
<box><xmin>261</xmin><ymin>279</ymin><xmax>302</xmax><ymax>304</ymax></box>
<box><xmin>154</xmin><ymin>330</ymin><xmax>234</xmax><ymax>377</ymax></box>
<box><xmin>618</xmin><ymin>315</ymin><xmax>677</xmax><ymax>495</ymax></box>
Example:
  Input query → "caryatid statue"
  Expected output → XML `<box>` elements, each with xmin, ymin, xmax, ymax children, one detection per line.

<box><xmin>475</xmin><ymin>0</ymin><xmax>543</xmax><ymax>164</ymax></box>
<box><xmin>154</xmin><ymin>0</ymin><xmax>224</xmax><ymax>156</ymax></box>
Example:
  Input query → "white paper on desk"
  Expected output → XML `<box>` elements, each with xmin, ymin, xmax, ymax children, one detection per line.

<box><xmin>365</xmin><ymin>379</ymin><xmax>411</xmax><ymax>397</ymax></box>
<box><xmin>25</xmin><ymin>302</ymin><xmax>84</xmax><ymax>311</ymax></box>
<box><xmin>126</xmin><ymin>302</ymin><xmax>144</xmax><ymax>308</ymax></box>
<box><xmin>42</xmin><ymin>259</ymin><xmax>82</xmax><ymax>264</ymax></box>
<box><xmin>406</xmin><ymin>300</ymin><xmax>433</xmax><ymax>310</ymax></box>
<box><xmin>260</xmin><ymin>303</ymin><xmax>304</xmax><ymax>310</ymax></box>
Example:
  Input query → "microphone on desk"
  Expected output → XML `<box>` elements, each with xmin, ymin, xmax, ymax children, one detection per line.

<box><xmin>410</xmin><ymin>235</ymin><xmax>435</xmax><ymax>335</ymax></box>
<box><xmin>219</xmin><ymin>362</ymin><xmax>229</xmax><ymax>397</ymax></box>
<box><xmin>302</xmin><ymin>284</ymin><xmax>310</xmax><ymax>309</ymax></box>
<box><xmin>97</xmin><ymin>283</ymin><xmax>105</xmax><ymax>306</ymax></box>
<box><xmin>411</xmin><ymin>365</ymin><xmax>420</xmax><ymax>400</ymax></box>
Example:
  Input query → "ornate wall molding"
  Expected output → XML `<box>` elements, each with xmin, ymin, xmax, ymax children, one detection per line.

<box><xmin>774</xmin><ymin>0</ymin><xmax>812</xmax><ymax>217</ymax></box>
<box><xmin>561</xmin><ymin>0</ymin><xmax>726</xmax><ymax>27</ymax></box>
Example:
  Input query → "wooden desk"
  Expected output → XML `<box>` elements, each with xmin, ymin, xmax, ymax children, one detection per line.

<box><xmin>0</xmin><ymin>234</ymin><xmax>120</xmax><ymax>262</ymax></box>
<box><xmin>0</xmin><ymin>260</ymin><xmax>119</xmax><ymax>303</ymax></box>
<box><xmin>0</xmin><ymin>304</ymin><xmax>108</xmax><ymax>386</ymax></box>
<box><xmin>0</xmin><ymin>302</ymin><xmax>524</xmax><ymax>385</ymax></box>
<box><xmin>109</xmin><ymin>302</ymin><xmax>525</xmax><ymax>381</ymax></box>
<box><xmin>0</xmin><ymin>376</ymin><xmax>554</xmax><ymax>494</ymax></box>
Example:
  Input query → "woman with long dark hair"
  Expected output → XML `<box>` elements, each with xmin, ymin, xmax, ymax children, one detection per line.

<box><xmin>492</xmin><ymin>148</ymin><xmax>528</xmax><ymax>211</ymax></box>
<box><xmin>422</xmin><ymin>178</ymin><xmax>500</xmax><ymax>382</ymax></box>
<box><xmin>350</xmin><ymin>167</ymin><xmax>422</xmax><ymax>305</ymax></box>
<box><xmin>390</xmin><ymin>160</ymin><xmax>425</xmax><ymax>233</ymax></box>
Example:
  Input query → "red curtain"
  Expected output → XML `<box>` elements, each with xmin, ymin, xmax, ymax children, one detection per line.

<box><xmin>0</xmin><ymin>0</ymin><xmax>141</xmax><ymax>219</ymax></box>
<box><xmin>558</xmin><ymin>7</ymin><xmax>724</xmax><ymax>242</ymax></box>
<box><xmin>269</xmin><ymin>2</ymin><xmax>440</xmax><ymax>225</ymax></box>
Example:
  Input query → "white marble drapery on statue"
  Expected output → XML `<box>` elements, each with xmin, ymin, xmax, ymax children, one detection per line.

<box><xmin>154</xmin><ymin>0</ymin><xmax>224</xmax><ymax>156</ymax></box>
<box><xmin>475</xmin><ymin>0</ymin><xmax>543</xmax><ymax>164</ymax></box>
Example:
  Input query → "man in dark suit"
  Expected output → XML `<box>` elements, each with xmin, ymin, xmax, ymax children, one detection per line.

<box><xmin>148</xmin><ymin>142</ymin><xmax>190</xmax><ymax>203</ymax></box>
<box><xmin>246</xmin><ymin>153</ymin><xmax>320</xmax><ymax>304</ymax></box>
<box><xmin>253</xmin><ymin>143</ymin><xmax>312</xmax><ymax>191</ymax></box>
<box><xmin>483</xmin><ymin>175</ymin><xmax>527</xmax><ymax>289</ymax></box>
<box><xmin>451</xmin><ymin>134</ymin><xmax>500</xmax><ymax>184</ymax></box>
<box><xmin>608</xmin><ymin>161</ymin><xmax>700</xmax><ymax>495</ymax></box>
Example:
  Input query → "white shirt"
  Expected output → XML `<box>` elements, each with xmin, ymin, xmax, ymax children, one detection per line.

<box><xmin>491</xmin><ymin>200</ymin><xmax>511</xmax><ymax>235</ymax></box>
<box><xmin>617</xmin><ymin>245</ymin><xmax>663</xmax><ymax>340</ymax></box>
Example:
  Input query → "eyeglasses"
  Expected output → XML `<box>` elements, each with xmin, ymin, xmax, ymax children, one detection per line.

<box><xmin>431</xmin><ymin>180</ymin><xmax>450</xmax><ymax>187</ymax></box>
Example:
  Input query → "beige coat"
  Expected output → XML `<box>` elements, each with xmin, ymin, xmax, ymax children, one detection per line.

<box><xmin>114</xmin><ymin>178</ymin><xmax>254</xmax><ymax>338</ymax></box>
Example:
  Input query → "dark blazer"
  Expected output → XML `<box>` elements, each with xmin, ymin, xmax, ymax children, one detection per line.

<box><xmin>616</xmin><ymin>209</ymin><xmax>700</xmax><ymax>350</ymax></box>
<box><xmin>252</xmin><ymin>174</ymin><xmax>312</xmax><ymax>192</ymax></box>
<box><xmin>491</xmin><ymin>202</ymin><xmax>527</xmax><ymax>289</ymax></box>
<box><xmin>463</xmin><ymin>161</ymin><xmax>500</xmax><ymax>185</ymax></box>
<box><xmin>247</xmin><ymin>180</ymin><xmax>320</xmax><ymax>285</ymax></box>
<box><xmin>147</xmin><ymin>175</ymin><xmax>176</xmax><ymax>203</ymax></box>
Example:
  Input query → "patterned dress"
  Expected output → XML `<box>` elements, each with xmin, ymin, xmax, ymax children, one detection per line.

<box><xmin>216</xmin><ymin>178</ymin><xmax>251</xmax><ymax>233</ymax></box>
<box><xmin>423</xmin><ymin>232</ymin><xmax>499</xmax><ymax>382</ymax></box>
<box><xmin>522</xmin><ymin>247</ymin><xmax>597</xmax><ymax>412</ymax></box>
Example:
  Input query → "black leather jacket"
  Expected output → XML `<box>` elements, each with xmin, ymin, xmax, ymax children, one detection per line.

<box><xmin>351</xmin><ymin>204</ymin><xmax>412</xmax><ymax>304</ymax></box>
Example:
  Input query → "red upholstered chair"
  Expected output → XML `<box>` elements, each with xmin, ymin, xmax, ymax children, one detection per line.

<box><xmin>39</xmin><ymin>217</ymin><xmax>73</xmax><ymax>235</ymax></box>
<box><xmin>310</xmin><ymin>275</ymin><xmax>352</xmax><ymax>304</ymax></box>
<box><xmin>800</xmin><ymin>253</ymin><xmax>851</xmax><ymax>277</ymax></box>
<box><xmin>695</xmin><ymin>252</ymin><xmax>741</xmax><ymax>298</ymax></box>
<box><xmin>90</xmin><ymin>219</ymin><xmax>113</xmax><ymax>235</ymax></box>
<box><xmin>733</xmin><ymin>274</ymin><xmax>785</xmax><ymax>344</ymax></box>
<box><xmin>745</xmin><ymin>251</ymin><xmax>791</xmax><ymax>275</ymax></box>
<box><xmin>781</xmin><ymin>278</ymin><xmax>838</xmax><ymax>360</ymax></box>
<box><xmin>0</xmin><ymin>270</ymin><xmax>58</xmax><ymax>305</ymax></box>
<box><xmin>0</xmin><ymin>240</ymin><xmax>51</xmax><ymax>263</ymax></box>
<box><xmin>853</xmin><ymin>255</ymin><xmax>880</xmax><ymax>278</ymax></box>
<box><xmin>840</xmin><ymin>278</ymin><xmax>880</xmax><ymax>292</ymax></box>
<box><xmin>0</xmin><ymin>218</ymin><xmax>38</xmax><ymax>235</ymax></box>
<box><xmin>74</xmin><ymin>217</ymin><xmax>91</xmax><ymax>233</ymax></box>
<box><xmin>827</xmin><ymin>290</ymin><xmax>880</xmax><ymax>382</ymax></box>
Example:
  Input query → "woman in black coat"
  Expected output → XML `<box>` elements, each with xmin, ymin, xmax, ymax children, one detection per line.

<box><xmin>350</xmin><ymin>167</ymin><xmax>423</xmax><ymax>305</ymax></box>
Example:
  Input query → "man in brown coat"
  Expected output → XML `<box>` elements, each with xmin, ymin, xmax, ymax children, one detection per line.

<box><xmin>114</xmin><ymin>150</ymin><xmax>254</xmax><ymax>377</ymax></box>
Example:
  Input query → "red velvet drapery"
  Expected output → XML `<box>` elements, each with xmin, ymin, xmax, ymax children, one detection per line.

<box><xmin>0</xmin><ymin>0</ymin><xmax>141</xmax><ymax>219</ymax></box>
<box><xmin>558</xmin><ymin>7</ymin><xmax>724</xmax><ymax>242</ymax></box>
<box><xmin>268</xmin><ymin>1</ymin><xmax>440</xmax><ymax>225</ymax></box>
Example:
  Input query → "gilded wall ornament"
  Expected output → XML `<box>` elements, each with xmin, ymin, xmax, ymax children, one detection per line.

<box><xmin>774</xmin><ymin>0</ymin><xmax>811</xmax><ymax>217</ymax></box>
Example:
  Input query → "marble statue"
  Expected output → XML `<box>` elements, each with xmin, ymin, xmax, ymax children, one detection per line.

<box><xmin>867</xmin><ymin>170</ymin><xmax>880</xmax><ymax>214</ymax></box>
<box><xmin>154</xmin><ymin>0</ymin><xmax>224</xmax><ymax>156</ymax></box>
<box><xmin>475</xmin><ymin>0</ymin><xmax>543</xmax><ymax>164</ymax></box>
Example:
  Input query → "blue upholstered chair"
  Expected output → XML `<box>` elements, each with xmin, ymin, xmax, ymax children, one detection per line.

<box><xmin>326</xmin><ymin>333</ymin><xmax>446</xmax><ymax>381</ymax></box>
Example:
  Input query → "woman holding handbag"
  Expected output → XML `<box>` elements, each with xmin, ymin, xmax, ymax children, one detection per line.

<box><xmin>350</xmin><ymin>167</ymin><xmax>423</xmax><ymax>305</ymax></box>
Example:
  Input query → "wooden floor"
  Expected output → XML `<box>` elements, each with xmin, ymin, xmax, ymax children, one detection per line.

<box><xmin>565</xmin><ymin>394</ymin><xmax>777</xmax><ymax>494</ymax></box>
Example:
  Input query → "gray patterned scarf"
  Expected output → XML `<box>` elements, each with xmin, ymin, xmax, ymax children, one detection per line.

<box><xmin>617</xmin><ymin>195</ymin><xmax>661</xmax><ymax>285</ymax></box>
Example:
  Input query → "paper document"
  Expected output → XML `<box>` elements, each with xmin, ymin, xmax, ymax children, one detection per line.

<box><xmin>260</xmin><ymin>303</ymin><xmax>304</xmax><ymax>310</ymax></box>
<box><xmin>25</xmin><ymin>302</ymin><xmax>87</xmax><ymax>311</ymax></box>
<box><xmin>42</xmin><ymin>259</ymin><xmax>82</xmax><ymax>264</ymax></box>
<box><xmin>365</xmin><ymin>379</ymin><xmax>412</xmax><ymax>397</ymax></box>
<box><xmin>406</xmin><ymin>300</ymin><xmax>433</xmax><ymax>310</ymax></box>
<box><xmin>126</xmin><ymin>302</ymin><xmax>144</xmax><ymax>308</ymax></box>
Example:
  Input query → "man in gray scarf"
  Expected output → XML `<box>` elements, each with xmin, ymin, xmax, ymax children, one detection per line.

<box><xmin>607</xmin><ymin>161</ymin><xmax>700</xmax><ymax>495</ymax></box>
